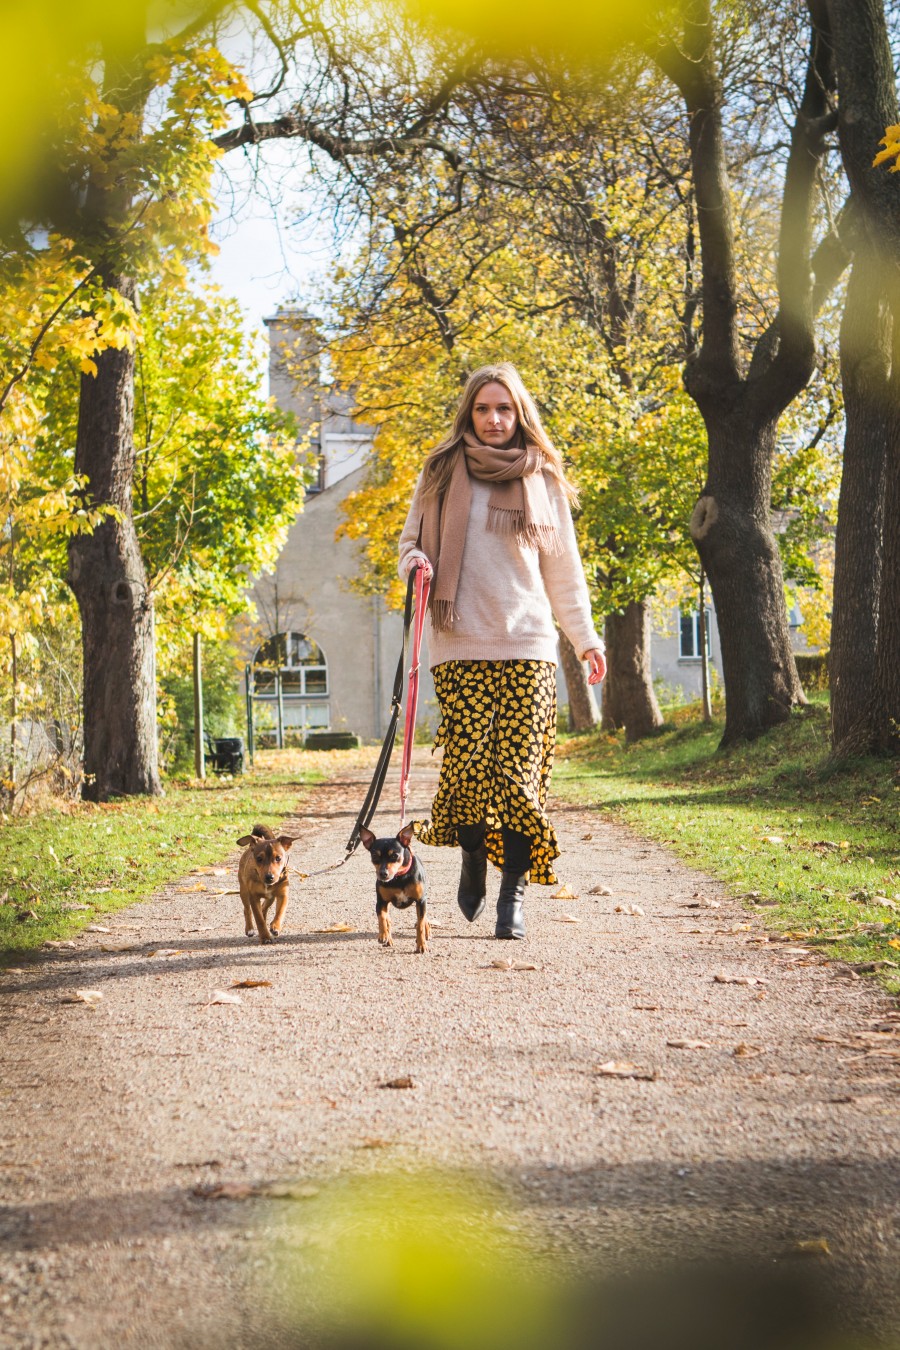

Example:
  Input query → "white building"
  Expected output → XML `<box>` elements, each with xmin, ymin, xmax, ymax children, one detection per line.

<box><xmin>240</xmin><ymin>311</ymin><xmax>438</xmax><ymax>743</ymax></box>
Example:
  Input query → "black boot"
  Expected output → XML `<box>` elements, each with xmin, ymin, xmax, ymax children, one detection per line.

<box><xmin>495</xmin><ymin>871</ymin><xmax>527</xmax><ymax>939</ymax></box>
<box><xmin>457</xmin><ymin>843</ymin><xmax>487</xmax><ymax>921</ymax></box>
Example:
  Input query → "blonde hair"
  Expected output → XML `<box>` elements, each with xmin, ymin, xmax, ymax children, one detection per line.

<box><xmin>421</xmin><ymin>363</ymin><xmax>578</xmax><ymax>503</ymax></box>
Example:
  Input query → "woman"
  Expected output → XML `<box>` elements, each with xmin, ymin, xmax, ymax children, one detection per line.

<box><xmin>398</xmin><ymin>363</ymin><xmax>606</xmax><ymax>940</ymax></box>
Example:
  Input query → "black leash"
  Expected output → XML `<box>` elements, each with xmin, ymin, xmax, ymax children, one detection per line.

<box><xmin>344</xmin><ymin>569</ymin><xmax>417</xmax><ymax>854</ymax></box>
<box><xmin>294</xmin><ymin>572</ymin><xmax>419</xmax><ymax>883</ymax></box>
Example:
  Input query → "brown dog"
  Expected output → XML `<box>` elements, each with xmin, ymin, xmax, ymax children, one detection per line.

<box><xmin>236</xmin><ymin>824</ymin><xmax>297</xmax><ymax>944</ymax></box>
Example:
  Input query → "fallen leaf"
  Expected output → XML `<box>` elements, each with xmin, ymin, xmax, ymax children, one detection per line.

<box><xmin>484</xmin><ymin>958</ymin><xmax>537</xmax><ymax>971</ymax></box>
<box><xmin>313</xmin><ymin>923</ymin><xmax>356</xmax><ymax>933</ymax></box>
<box><xmin>193</xmin><ymin>1182</ymin><xmax>255</xmax><ymax>1200</ymax></box>
<box><xmin>667</xmin><ymin>1039</ymin><xmax>710</xmax><ymax>1050</ymax></box>
<box><xmin>193</xmin><ymin>1179</ymin><xmax>318</xmax><ymax>1201</ymax></box>
<box><xmin>176</xmin><ymin>882</ymin><xmax>208</xmax><ymax>893</ymax></box>
<box><xmin>61</xmin><ymin>989</ymin><xmax>104</xmax><ymax>1007</ymax></box>
<box><xmin>262</xmin><ymin>1182</ymin><xmax>320</xmax><ymax>1200</ymax></box>
<box><xmin>713</xmin><ymin>973</ymin><xmax>768</xmax><ymax>986</ymax></box>
<box><xmin>86</xmin><ymin>924</ymin><xmax>112</xmax><ymax>933</ymax></box>
<box><xmin>614</xmin><ymin>904</ymin><xmax>645</xmax><ymax>916</ymax></box>
<box><xmin>380</xmin><ymin>1076</ymin><xmax>415</xmax><ymax>1089</ymax></box>
<box><xmin>596</xmin><ymin>1060</ymin><xmax>657</xmax><ymax>1080</ymax></box>
<box><xmin>761</xmin><ymin>835</ymin><xmax>784</xmax><ymax>845</ymax></box>
<box><xmin>794</xmin><ymin>1238</ymin><xmax>831</xmax><ymax>1257</ymax></box>
<box><xmin>733</xmin><ymin>1042</ymin><xmax>764</xmax><ymax>1058</ymax></box>
<box><xmin>552</xmin><ymin>885</ymin><xmax>578</xmax><ymax>899</ymax></box>
<box><xmin>43</xmin><ymin>940</ymin><xmax>77</xmax><ymax>949</ymax></box>
<box><xmin>888</xmin><ymin>939</ymin><xmax>900</xmax><ymax>951</ymax></box>
<box><xmin>207</xmin><ymin>990</ymin><xmax>242</xmax><ymax>1006</ymax></box>
<box><xmin>581</xmin><ymin>833</ymin><xmax>593</xmax><ymax>841</ymax></box>
<box><xmin>553</xmin><ymin>914</ymin><xmax>581</xmax><ymax>924</ymax></box>
<box><xmin>100</xmin><ymin>943</ymin><xmax>140</xmax><ymax>953</ymax></box>
<box><xmin>3</xmin><ymin>967</ymin><xmax>26</xmax><ymax>975</ymax></box>
<box><xmin>589</xmin><ymin>885</ymin><xmax>613</xmax><ymax>896</ymax></box>
<box><xmin>146</xmin><ymin>948</ymin><xmax>186</xmax><ymax>958</ymax></box>
<box><xmin>231</xmin><ymin>979</ymin><xmax>272</xmax><ymax>989</ymax></box>
<box><xmin>357</xmin><ymin>1137</ymin><xmax>393</xmax><ymax>1149</ymax></box>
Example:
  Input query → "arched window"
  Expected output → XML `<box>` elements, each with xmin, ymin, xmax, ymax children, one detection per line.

<box><xmin>252</xmin><ymin>631</ymin><xmax>329</xmax><ymax>731</ymax></box>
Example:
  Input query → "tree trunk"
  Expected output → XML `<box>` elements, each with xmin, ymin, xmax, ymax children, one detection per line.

<box><xmin>653</xmin><ymin>0</ymin><xmax>836</xmax><ymax>748</ymax></box>
<box><xmin>830</xmin><ymin>251</ymin><xmax>889</xmax><ymax>753</ymax></box>
<box><xmin>827</xmin><ymin>0</ymin><xmax>900</xmax><ymax>756</ymax></box>
<box><xmin>68</xmin><ymin>280</ymin><xmax>161</xmax><ymax>801</ymax></box>
<box><xmin>600</xmin><ymin>602</ymin><xmax>663</xmax><ymax>741</ymax></box>
<box><xmin>869</xmin><ymin>307</ymin><xmax>900</xmax><ymax>755</ymax></box>
<box><xmin>557</xmin><ymin>627</ymin><xmax>598</xmax><ymax>732</ymax></box>
<box><xmin>690</xmin><ymin>415</ymin><xmax>806</xmax><ymax>746</ymax></box>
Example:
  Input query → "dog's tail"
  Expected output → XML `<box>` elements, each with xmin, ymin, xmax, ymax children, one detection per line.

<box><xmin>251</xmin><ymin>824</ymin><xmax>275</xmax><ymax>840</ymax></box>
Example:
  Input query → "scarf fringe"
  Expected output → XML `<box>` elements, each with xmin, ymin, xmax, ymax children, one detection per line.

<box><xmin>487</xmin><ymin>505</ymin><xmax>563</xmax><ymax>556</ymax></box>
<box><xmin>429</xmin><ymin>596</ymin><xmax>456</xmax><ymax>632</ymax></box>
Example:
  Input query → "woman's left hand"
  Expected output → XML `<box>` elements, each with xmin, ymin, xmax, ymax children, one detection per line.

<box><xmin>584</xmin><ymin>648</ymin><xmax>607</xmax><ymax>686</ymax></box>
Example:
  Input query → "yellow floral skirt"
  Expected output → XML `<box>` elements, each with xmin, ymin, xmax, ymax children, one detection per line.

<box><xmin>414</xmin><ymin>659</ymin><xmax>559</xmax><ymax>885</ymax></box>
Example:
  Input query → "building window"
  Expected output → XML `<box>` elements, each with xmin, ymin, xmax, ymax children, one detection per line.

<box><xmin>679</xmin><ymin>609</ymin><xmax>711</xmax><ymax>660</ymax></box>
<box><xmin>252</xmin><ymin>632</ymin><xmax>329</xmax><ymax>730</ymax></box>
<box><xmin>306</xmin><ymin>448</ymin><xmax>325</xmax><ymax>495</ymax></box>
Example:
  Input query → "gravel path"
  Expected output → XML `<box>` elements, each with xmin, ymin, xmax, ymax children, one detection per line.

<box><xmin>1</xmin><ymin>752</ymin><xmax>899</xmax><ymax>1348</ymax></box>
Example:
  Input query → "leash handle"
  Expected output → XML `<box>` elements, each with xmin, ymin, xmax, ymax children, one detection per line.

<box><xmin>399</xmin><ymin>563</ymin><xmax>430</xmax><ymax>827</ymax></box>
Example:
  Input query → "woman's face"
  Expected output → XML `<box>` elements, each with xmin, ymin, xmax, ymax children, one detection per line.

<box><xmin>471</xmin><ymin>381</ymin><xmax>519</xmax><ymax>448</ymax></box>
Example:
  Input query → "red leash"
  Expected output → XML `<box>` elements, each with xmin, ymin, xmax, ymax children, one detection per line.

<box><xmin>399</xmin><ymin>564</ymin><xmax>430</xmax><ymax>827</ymax></box>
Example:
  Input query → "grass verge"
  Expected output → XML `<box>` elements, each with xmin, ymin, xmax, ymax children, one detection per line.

<box><xmin>0</xmin><ymin>747</ymin><xmax>377</xmax><ymax>959</ymax></box>
<box><xmin>553</xmin><ymin>698</ymin><xmax>900</xmax><ymax>995</ymax></box>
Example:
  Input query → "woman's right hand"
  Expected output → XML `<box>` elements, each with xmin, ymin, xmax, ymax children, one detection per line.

<box><xmin>409</xmin><ymin>553</ymin><xmax>433</xmax><ymax>581</ymax></box>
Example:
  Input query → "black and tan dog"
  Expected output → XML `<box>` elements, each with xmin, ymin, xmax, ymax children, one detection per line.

<box><xmin>359</xmin><ymin>823</ymin><xmax>430</xmax><ymax>954</ymax></box>
<box><xmin>236</xmin><ymin>824</ymin><xmax>296</xmax><ymax>944</ymax></box>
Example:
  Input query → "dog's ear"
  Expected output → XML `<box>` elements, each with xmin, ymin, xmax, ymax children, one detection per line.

<box><xmin>397</xmin><ymin>821</ymin><xmax>415</xmax><ymax>848</ymax></box>
<box><xmin>236</xmin><ymin>835</ymin><xmax>256</xmax><ymax>847</ymax></box>
<box><xmin>277</xmin><ymin>835</ymin><xmax>296</xmax><ymax>850</ymax></box>
<box><xmin>359</xmin><ymin>826</ymin><xmax>376</xmax><ymax>851</ymax></box>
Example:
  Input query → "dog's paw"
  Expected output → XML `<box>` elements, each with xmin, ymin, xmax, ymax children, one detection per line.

<box><xmin>245</xmin><ymin>930</ymin><xmax>256</xmax><ymax>939</ymax></box>
<box><xmin>378</xmin><ymin>937</ymin><xmax>394</xmax><ymax>948</ymax></box>
<box><xmin>269</xmin><ymin>928</ymin><xmax>280</xmax><ymax>939</ymax></box>
<box><xmin>415</xmin><ymin>943</ymin><xmax>428</xmax><ymax>954</ymax></box>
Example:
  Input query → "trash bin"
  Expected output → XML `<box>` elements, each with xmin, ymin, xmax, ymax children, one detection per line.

<box><xmin>204</xmin><ymin>734</ymin><xmax>244</xmax><ymax>775</ymax></box>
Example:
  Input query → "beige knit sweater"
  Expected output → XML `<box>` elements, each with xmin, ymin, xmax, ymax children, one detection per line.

<box><xmin>398</xmin><ymin>471</ymin><xmax>603</xmax><ymax>668</ymax></box>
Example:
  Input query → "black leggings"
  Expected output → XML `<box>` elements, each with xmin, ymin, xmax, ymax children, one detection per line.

<box><xmin>457</xmin><ymin>821</ymin><xmax>531</xmax><ymax>875</ymax></box>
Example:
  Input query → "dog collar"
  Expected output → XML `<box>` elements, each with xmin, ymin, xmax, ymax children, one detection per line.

<box><xmin>393</xmin><ymin>849</ymin><xmax>415</xmax><ymax>878</ymax></box>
